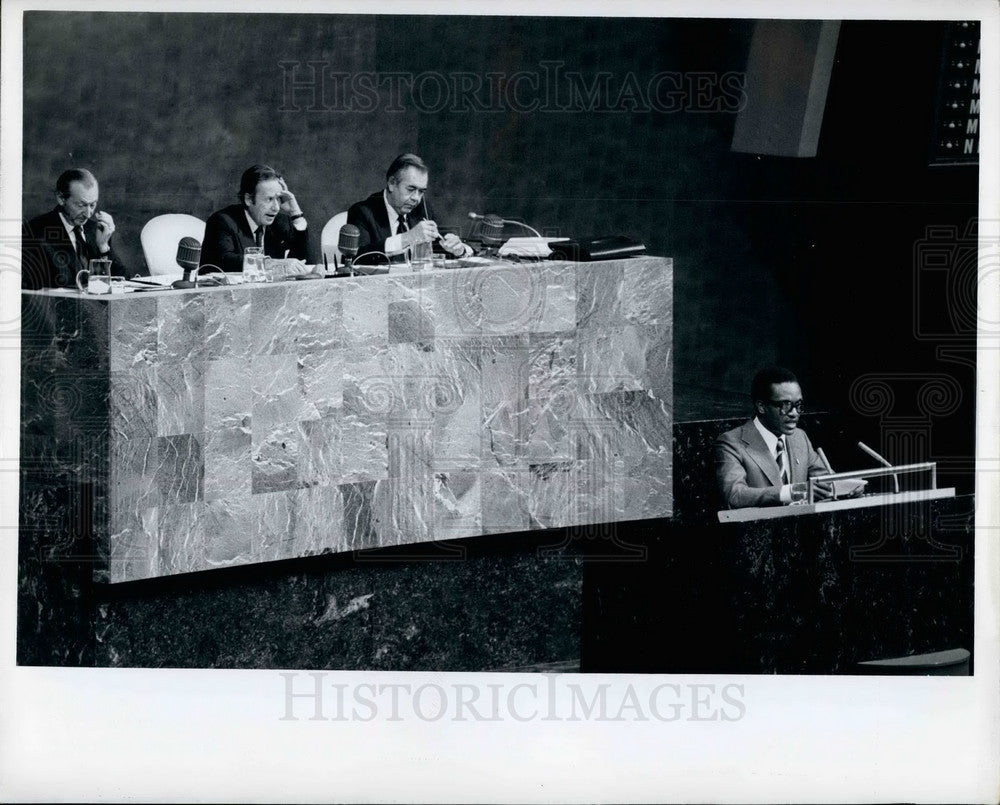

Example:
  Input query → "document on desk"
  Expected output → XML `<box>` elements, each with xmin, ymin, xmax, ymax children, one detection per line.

<box><xmin>498</xmin><ymin>236</ymin><xmax>569</xmax><ymax>258</ymax></box>
<box><xmin>124</xmin><ymin>276</ymin><xmax>176</xmax><ymax>290</ymax></box>
<box><xmin>832</xmin><ymin>478</ymin><xmax>867</xmax><ymax>497</ymax></box>
<box><xmin>449</xmin><ymin>256</ymin><xmax>495</xmax><ymax>267</ymax></box>
<box><xmin>816</xmin><ymin>448</ymin><xmax>867</xmax><ymax>498</ymax></box>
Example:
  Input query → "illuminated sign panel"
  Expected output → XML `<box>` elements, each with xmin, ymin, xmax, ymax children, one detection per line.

<box><xmin>930</xmin><ymin>21</ymin><xmax>980</xmax><ymax>165</ymax></box>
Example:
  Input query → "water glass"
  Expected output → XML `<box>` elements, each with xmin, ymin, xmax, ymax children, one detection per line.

<box><xmin>409</xmin><ymin>240</ymin><xmax>432</xmax><ymax>271</ymax></box>
<box><xmin>243</xmin><ymin>246</ymin><xmax>266</xmax><ymax>283</ymax></box>
<box><xmin>76</xmin><ymin>257</ymin><xmax>113</xmax><ymax>294</ymax></box>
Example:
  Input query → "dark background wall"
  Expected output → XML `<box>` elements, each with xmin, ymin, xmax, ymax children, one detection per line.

<box><xmin>22</xmin><ymin>12</ymin><xmax>978</xmax><ymax>489</ymax></box>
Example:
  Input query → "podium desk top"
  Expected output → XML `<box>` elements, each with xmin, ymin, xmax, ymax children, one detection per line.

<box><xmin>717</xmin><ymin>487</ymin><xmax>956</xmax><ymax>523</ymax></box>
<box><xmin>21</xmin><ymin>255</ymin><xmax>673</xmax><ymax>298</ymax></box>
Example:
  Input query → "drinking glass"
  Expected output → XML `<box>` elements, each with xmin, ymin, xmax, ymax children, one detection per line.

<box><xmin>409</xmin><ymin>240</ymin><xmax>432</xmax><ymax>271</ymax></box>
<box><xmin>242</xmin><ymin>246</ymin><xmax>266</xmax><ymax>283</ymax></box>
<box><xmin>76</xmin><ymin>257</ymin><xmax>113</xmax><ymax>294</ymax></box>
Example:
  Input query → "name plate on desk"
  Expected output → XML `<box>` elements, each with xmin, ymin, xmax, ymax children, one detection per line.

<box><xmin>718</xmin><ymin>487</ymin><xmax>956</xmax><ymax>523</ymax></box>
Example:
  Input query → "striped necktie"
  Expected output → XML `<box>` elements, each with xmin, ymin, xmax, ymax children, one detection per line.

<box><xmin>776</xmin><ymin>437</ymin><xmax>789</xmax><ymax>484</ymax></box>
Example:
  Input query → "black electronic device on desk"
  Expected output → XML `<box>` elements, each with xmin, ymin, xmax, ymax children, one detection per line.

<box><xmin>547</xmin><ymin>235</ymin><xmax>646</xmax><ymax>262</ymax></box>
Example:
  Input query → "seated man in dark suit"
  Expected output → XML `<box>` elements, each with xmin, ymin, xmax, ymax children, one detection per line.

<box><xmin>22</xmin><ymin>168</ymin><xmax>129</xmax><ymax>290</ymax></box>
<box><xmin>347</xmin><ymin>153</ymin><xmax>472</xmax><ymax>264</ymax></box>
<box><xmin>714</xmin><ymin>366</ymin><xmax>833</xmax><ymax>509</ymax></box>
<box><xmin>200</xmin><ymin>164</ymin><xmax>309</xmax><ymax>273</ymax></box>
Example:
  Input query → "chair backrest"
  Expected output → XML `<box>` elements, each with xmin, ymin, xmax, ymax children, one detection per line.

<box><xmin>140</xmin><ymin>214</ymin><xmax>207</xmax><ymax>275</ymax></box>
<box><xmin>320</xmin><ymin>211</ymin><xmax>349</xmax><ymax>268</ymax></box>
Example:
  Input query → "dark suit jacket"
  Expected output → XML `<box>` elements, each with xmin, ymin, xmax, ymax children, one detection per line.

<box><xmin>347</xmin><ymin>191</ymin><xmax>450</xmax><ymax>264</ymax></box>
<box><xmin>199</xmin><ymin>204</ymin><xmax>308</xmax><ymax>273</ymax></box>
<box><xmin>347</xmin><ymin>191</ymin><xmax>425</xmax><ymax>264</ymax></box>
<box><xmin>714</xmin><ymin>420</ymin><xmax>828</xmax><ymax>509</ymax></box>
<box><xmin>21</xmin><ymin>207</ymin><xmax>128</xmax><ymax>290</ymax></box>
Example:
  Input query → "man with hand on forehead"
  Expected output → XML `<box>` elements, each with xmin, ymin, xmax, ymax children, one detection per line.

<box><xmin>22</xmin><ymin>168</ymin><xmax>128</xmax><ymax>289</ymax></box>
<box><xmin>347</xmin><ymin>153</ymin><xmax>472</xmax><ymax>264</ymax></box>
<box><xmin>714</xmin><ymin>366</ymin><xmax>835</xmax><ymax>509</ymax></box>
<box><xmin>200</xmin><ymin>164</ymin><xmax>309</xmax><ymax>273</ymax></box>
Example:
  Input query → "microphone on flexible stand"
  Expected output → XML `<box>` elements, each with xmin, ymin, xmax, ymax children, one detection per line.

<box><xmin>475</xmin><ymin>214</ymin><xmax>505</xmax><ymax>255</ymax></box>
<box><xmin>468</xmin><ymin>211</ymin><xmax>542</xmax><ymax>238</ymax></box>
<box><xmin>858</xmin><ymin>441</ymin><xmax>900</xmax><ymax>493</ymax></box>
<box><xmin>338</xmin><ymin>224</ymin><xmax>360</xmax><ymax>275</ymax></box>
<box><xmin>171</xmin><ymin>237</ymin><xmax>201</xmax><ymax>289</ymax></box>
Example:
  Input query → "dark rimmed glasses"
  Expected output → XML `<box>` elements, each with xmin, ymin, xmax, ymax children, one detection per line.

<box><xmin>766</xmin><ymin>399</ymin><xmax>804</xmax><ymax>415</ymax></box>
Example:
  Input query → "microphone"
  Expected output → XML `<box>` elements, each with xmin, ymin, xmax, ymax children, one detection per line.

<box><xmin>858</xmin><ymin>441</ymin><xmax>900</xmax><ymax>493</ymax></box>
<box><xmin>468</xmin><ymin>211</ymin><xmax>542</xmax><ymax>238</ymax></box>
<box><xmin>338</xmin><ymin>224</ymin><xmax>360</xmax><ymax>272</ymax></box>
<box><xmin>172</xmin><ymin>236</ymin><xmax>201</xmax><ymax>289</ymax></box>
<box><xmin>817</xmin><ymin>447</ymin><xmax>833</xmax><ymax>473</ymax></box>
<box><xmin>478</xmin><ymin>214</ymin><xmax>505</xmax><ymax>250</ymax></box>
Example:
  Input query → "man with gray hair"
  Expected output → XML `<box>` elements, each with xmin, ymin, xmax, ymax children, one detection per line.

<box><xmin>347</xmin><ymin>153</ymin><xmax>472</xmax><ymax>264</ymax></box>
<box><xmin>22</xmin><ymin>168</ymin><xmax>128</xmax><ymax>289</ymax></box>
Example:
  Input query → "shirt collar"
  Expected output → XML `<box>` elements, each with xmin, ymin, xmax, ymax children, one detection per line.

<box><xmin>383</xmin><ymin>190</ymin><xmax>404</xmax><ymax>227</ymax></box>
<box><xmin>57</xmin><ymin>210</ymin><xmax>76</xmax><ymax>236</ymax></box>
<box><xmin>752</xmin><ymin>416</ymin><xmax>783</xmax><ymax>456</ymax></box>
<box><xmin>244</xmin><ymin>209</ymin><xmax>262</xmax><ymax>236</ymax></box>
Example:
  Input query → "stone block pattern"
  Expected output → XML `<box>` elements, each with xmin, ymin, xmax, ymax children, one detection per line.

<box><xmin>21</xmin><ymin>257</ymin><xmax>672</xmax><ymax>583</ymax></box>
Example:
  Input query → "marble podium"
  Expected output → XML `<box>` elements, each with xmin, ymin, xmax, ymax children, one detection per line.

<box><xmin>21</xmin><ymin>257</ymin><xmax>673</xmax><ymax>584</ymax></box>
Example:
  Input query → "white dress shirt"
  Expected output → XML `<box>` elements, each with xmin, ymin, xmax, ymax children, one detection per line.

<box><xmin>380</xmin><ymin>190</ymin><xmax>472</xmax><ymax>258</ymax></box>
<box><xmin>243</xmin><ymin>208</ymin><xmax>307</xmax><ymax>253</ymax></box>
<box><xmin>382</xmin><ymin>191</ymin><xmax>408</xmax><ymax>256</ymax></box>
<box><xmin>244</xmin><ymin>210</ymin><xmax>264</xmax><ymax>246</ymax></box>
<box><xmin>59</xmin><ymin>211</ymin><xmax>109</xmax><ymax>256</ymax></box>
<box><xmin>752</xmin><ymin>417</ymin><xmax>793</xmax><ymax>503</ymax></box>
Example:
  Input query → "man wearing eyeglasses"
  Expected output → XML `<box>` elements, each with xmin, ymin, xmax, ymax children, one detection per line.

<box><xmin>714</xmin><ymin>366</ymin><xmax>833</xmax><ymax>509</ymax></box>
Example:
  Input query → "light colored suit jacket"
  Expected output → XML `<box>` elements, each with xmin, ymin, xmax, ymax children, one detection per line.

<box><xmin>714</xmin><ymin>420</ymin><xmax>828</xmax><ymax>509</ymax></box>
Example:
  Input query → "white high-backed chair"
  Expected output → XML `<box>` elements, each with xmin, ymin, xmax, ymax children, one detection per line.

<box><xmin>320</xmin><ymin>211</ymin><xmax>349</xmax><ymax>269</ymax></box>
<box><xmin>140</xmin><ymin>214</ymin><xmax>206</xmax><ymax>276</ymax></box>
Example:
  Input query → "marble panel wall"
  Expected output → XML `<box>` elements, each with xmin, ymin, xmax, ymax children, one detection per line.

<box><xmin>20</xmin><ymin>257</ymin><xmax>672</xmax><ymax>583</ymax></box>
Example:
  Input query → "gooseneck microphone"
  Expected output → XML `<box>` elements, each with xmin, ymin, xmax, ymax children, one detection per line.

<box><xmin>468</xmin><ymin>211</ymin><xmax>542</xmax><ymax>238</ymax></box>
<box><xmin>478</xmin><ymin>214</ymin><xmax>505</xmax><ymax>250</ymax></box>
<box><xmin>172</xmin><ymin>236</ymin><xmax>201</xmax><ymax>289</ymax></box>
<box><xmin>338</xmin><ymin>224</ymin><xmax>361</xmax><ymax>273</ymax></box>
<box><xmin>858</xmin><ymin>441</ymin><xmax>900</xmax><ymax>493</ymax></box>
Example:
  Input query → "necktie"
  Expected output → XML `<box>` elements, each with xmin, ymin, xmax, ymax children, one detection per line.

<box><xmin>254</xmin><ymin>226</ymin><xmax>264</xmax><ymax>248</ymax></box>
<box><xmin>73</xmin><ymin>226</ymin><xmax>87</xmax><ymax>268</ymax></box>
<box><xmin>776</xmin><ymin>437</ymin><xmax>789</xmax><ymax>484</ymax></box>
<box><xmin>397</xmin><ymin>214</ymin><xmax>408</xmax><ymax>236</ymax></box>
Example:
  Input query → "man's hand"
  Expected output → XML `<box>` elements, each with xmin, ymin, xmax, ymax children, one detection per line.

<box><xmin>841</xmin><ymin>480</ymin><xmax>867</xmax><ymax>498</ymax></box>
<box><xmin>403</xmin><ymin>219</ymin><xmax>439</xmax><ymax>246</ymax></box>
<box><xmin>439</xmin><ymin>233</ymin><xmax>468</xmax><ymax>256</ymax></box>
<box><xmin>812</xmin><ymin>480</ymin><xmax>834</xmax><ymax>500</ymax></box>
<box><xmin>277</xmin><ymin>178</ymin><xmax>302</xmax><ymax>217</ymax></box>
<box><xmin>93</xmin><ymin>211</ymin><xmax>115</xmax><ymax>251</ymax></box>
